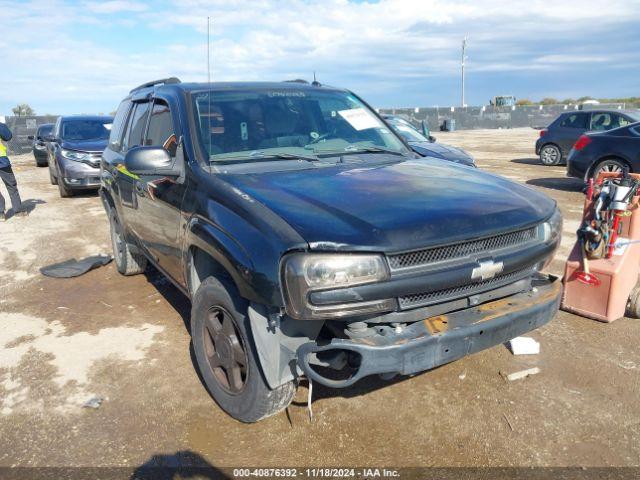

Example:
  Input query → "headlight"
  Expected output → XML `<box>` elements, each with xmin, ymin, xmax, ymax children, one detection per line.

<box><xmin>61</xmin><ymin>149</ymin><xmax>90</xmax><ymax>161</ymax></box>
<box><xmin>282</xmin><ymin>253</ymin><xmax>393</xmax><ymax>320</ymax></box>
<box><xmin>540</xmin><ymin>207</ymin><xmax>563</xmax><ymax>244</ymax></box>
<box><xmin>537</xmin><ymin>207</ymin><xmax>563</xmax><ymax>271</ymax></box>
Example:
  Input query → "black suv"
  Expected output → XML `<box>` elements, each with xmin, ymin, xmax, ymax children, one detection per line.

<box><xmin>536</xmin><ymin>109</ymin><xmax>640</xmax><ymax>166</ymax></box>
<box><xmin>101</xmin><ymin>78</ymin><xmax>562</xmax><ymax>422</ymax></box>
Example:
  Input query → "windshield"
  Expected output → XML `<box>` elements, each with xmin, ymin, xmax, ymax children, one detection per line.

<box><xmin>61</xmin><ymin>119</ymin><xmax>112</xmax><ymax>141</ymax></box>
<box><xmin>37</xmin><ymin>125</ymin><xmax>53</xmax><ymax>137</ymax></box>
<box><xmin>387</xmin><ymin>118</ymin><xmax>429</xmax><ymax>142</ymax></box>
<box><xmin>192</xmin><ymin>88</ymin><xmax>409</xmax><ymax>162</ymax></box>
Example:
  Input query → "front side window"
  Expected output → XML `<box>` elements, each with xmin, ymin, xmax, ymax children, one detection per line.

<box><xmin>145</xmin><ymin>100</ymin><xmax>177</xmax><ymax>157</ymax></box>
<box><xmin>590</xmin><ymin>113</ymin><xmax>614</xmax><ymax>131</ymax></box>
<box><xmin>60</xmin><ymin>119</ymin><xmax>112</xmax><ymax>141</ymax></box>
<box><xmin>123</xmin><ymin>102</ymin><xmax>151</xmax><ymax>151</ymax></box>
<box><xmin>560</xmin><ymin>113</ymin><xmax>588</xmax><ymax>129</ymax></box>
<box><xmin>192</xmin><ymin>88</ymin><xmax>409</xmax><ymax>162</ymax></box>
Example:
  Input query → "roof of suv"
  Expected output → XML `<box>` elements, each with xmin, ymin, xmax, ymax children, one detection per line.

<box><xmin>134</xmin><ymin>80</ymin><xmax>344</xmax><ymax>96</ymax></box>
<box><xmin>59</xmin><ymin>115</ymin><xmax>113</xmax><ymax>121</ymax></box>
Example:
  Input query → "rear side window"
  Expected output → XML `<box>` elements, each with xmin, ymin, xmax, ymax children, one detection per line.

<box><xmin>144</xmin><ymin>100</ymin><xmax>177</xmax><ymax>157</ymax></box>
<box><xmin>560</xmin><ymin>113</ymin><xmax>588</xmax><ymax>129</ymax></box>
<box><xmin>123</xmin><ymin>102</ymin><xmax>151</xmax><ymax>151</ymax></box>
<box><xmin>109</xmin><ymin>101</ymin><xmax>131</xmax><ymax>151</ymax></box>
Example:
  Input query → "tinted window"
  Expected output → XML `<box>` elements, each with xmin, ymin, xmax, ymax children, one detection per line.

<box><xmin>123</xmin><ymin>102</ymin><xmax>151</xmax><ymax>151</ymax></box>
<box><xmin>60</xmin><ymin>119</ymin><xmax>112</xmax><ymax>141</ymax></box>
<box><xmin>37</xmin><ymin>124</ymin><xmax>53</xmax><ymax>138</ymax></box>
<box><xmin>145</xmin><ymin>100</ymin><xmax>177</xmax><ymax>156</ymax></box>
<box><xmin>109</xmin><ymin>101</ymin><xmax>131</xmax><ymax>151</ymax></box>
<box><xmin>560</xmin><ymin>113</ymin><xmax>588</xmax><ymax>129</ymax></box>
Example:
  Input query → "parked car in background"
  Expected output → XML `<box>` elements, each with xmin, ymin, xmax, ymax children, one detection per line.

<box><xmin>28</xmin><ymin>123</ymin><xmax>54</xmax><ymax>167</ymax></box>
<box><xmin>383</xmin><ymin>115</ymin><xmax>476</xmax><ymax>167</ymax></box>
<box><xmin>567</xmin><ymin>122</ymin><xmax>640</xmax><ymax>180</ymax></box>
<box><xmin>101</xmin><ymin>78</ymin><xmax>561</xmax><ymax>422</ymax></box>
<box><xmin>536</xmin><ymin>110</ymin><xmax>640</xmax><ymax>166</ymax></box>
<box><xmin>46</xmin><ymin>115</ymin><xmax>113</xmax><ymax>197</ymax></box>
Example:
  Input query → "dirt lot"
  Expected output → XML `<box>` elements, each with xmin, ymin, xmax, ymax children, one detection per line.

<box><xmin>1</xmin><ymin>128</ymin><xmax>639</xmax><ymax>471</ymax></box>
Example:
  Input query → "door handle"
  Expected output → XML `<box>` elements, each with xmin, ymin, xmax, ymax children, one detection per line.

<box><xmin>135</xmin><ymin>181</ymin><xmax>145</xmax><ymax>196</ymax></box>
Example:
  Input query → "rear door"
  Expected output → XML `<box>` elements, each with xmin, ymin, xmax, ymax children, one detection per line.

<box><xmin>130</xmin><ymin>97</ymin><xmax>187</xmax><ymax>284</ymax></box>
<box><xmin>555</xmin><ymin>112</ymin><xmax>589</xmax><ymax>155</ymax></box>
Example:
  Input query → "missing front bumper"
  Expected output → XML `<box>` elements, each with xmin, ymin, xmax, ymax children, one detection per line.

<box><xmin>296</xmin><ymin>275</ymin><xmax>561</xmax><ymax>388</ymax></box>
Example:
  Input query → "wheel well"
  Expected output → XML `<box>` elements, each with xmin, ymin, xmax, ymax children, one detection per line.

<box><xmin>540</xmin><ymin>142</ymin><xmax>561</xmax><ymax>154</ymax></box>
<box><xmin>589</xmin><ymin>156</ymin><xmax>632</xmax><ymax>177</ymax></box>
<box><xmin>188</xmin><ymin>246</ymin><xmax>237</xmax><ymax>296</ymax></box>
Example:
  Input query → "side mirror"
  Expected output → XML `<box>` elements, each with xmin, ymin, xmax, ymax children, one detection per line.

<box><xmin>428</xmin><ymin>135</ymin><xmax>437</xmax><ymax>143</ymax></box>
<box><xmin>27</xmin><ymin>135</ymin><xmax>34</xmax><ymax>140</ymax></box>
<box><xmin>421</xmin><ymin>120</ymin><xmax>431</xmax><ymax>139</ymax></box>
<box><xmin>124</xmin><ymin>146</ymin><xmax>181</xmax><ymax>176</ymax></box>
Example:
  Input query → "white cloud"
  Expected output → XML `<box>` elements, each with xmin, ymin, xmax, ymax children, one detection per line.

<box><xmin>83</xmin><ymin>0</ymin><xmax>148</xmax><ymax>14</ymax></box>
<box><xmin>1</xmin><ymin>0</ymin><xmax>639</xmax><ymax>114</ymax></box>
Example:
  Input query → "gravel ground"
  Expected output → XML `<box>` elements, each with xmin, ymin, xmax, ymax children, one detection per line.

<box><xmin>0</xmin><ymin>128</ymin><xmax>638</xmax><ymax>472</ymax></box>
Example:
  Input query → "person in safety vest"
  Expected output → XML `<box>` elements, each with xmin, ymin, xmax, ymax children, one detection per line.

<box><xmin>0</xmin><ymin>122</ymin><xmax>28</xmax><ymax>221</ymax></box>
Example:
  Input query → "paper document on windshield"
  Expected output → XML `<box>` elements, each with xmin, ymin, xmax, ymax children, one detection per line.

<box><xmin>338</xmin><ymin>108</ymin><xmax>380</xmax><ymax>131</ymax></box>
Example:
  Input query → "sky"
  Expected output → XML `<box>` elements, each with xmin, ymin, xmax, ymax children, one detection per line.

<box><xmin>1</xmin><ymin>0</ymin><xmax>639</xmax><ymax>116</ymax></box>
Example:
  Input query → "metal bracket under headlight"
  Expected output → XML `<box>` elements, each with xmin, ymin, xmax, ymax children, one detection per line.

<box><xmin>281</xmin><ymin>252</ymin><xmax>393</xmax><ymax>320</ymax></box>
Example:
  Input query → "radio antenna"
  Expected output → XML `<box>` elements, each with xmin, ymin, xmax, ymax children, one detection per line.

<box><xmin>207</xmin><ymin>16</ymin><xmax>212</xmax><ymax>157</ymax></box>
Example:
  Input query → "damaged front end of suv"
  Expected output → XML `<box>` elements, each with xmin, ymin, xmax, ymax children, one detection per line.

<box><xmin>103</xmin><ymin>79</ymin><xmax>562</xmax><ymax>422</ymax></box>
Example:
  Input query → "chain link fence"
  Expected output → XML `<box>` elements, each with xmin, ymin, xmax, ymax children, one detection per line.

<box><xmin>3</xmin><ymin>102</ymin><xmax>639</xmax><ymax>155</ymax></box>
<box><xmin>379</xmin><ymin>103</ymin><xmax>637</xmax><ymax>132</ymax></box>
<box><xmin>2</xmin><ymin>115</ymin><xmax>58</xmax><ymax>155</ymax></box>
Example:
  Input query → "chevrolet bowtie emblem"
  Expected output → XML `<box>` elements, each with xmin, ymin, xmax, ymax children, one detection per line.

<box><xmin>471</xmin><ymin>260</ymin><xmax>504</xmax><ymax>281</ymax></box>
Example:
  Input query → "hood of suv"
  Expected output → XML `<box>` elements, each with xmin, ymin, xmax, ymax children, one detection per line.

<box><xmin>60</xmin><ymin>138</ymin><xmax>108</xmax><ymax>153</ymax></box>
<box><xmin>221</xmin><ymin>158</ymin><xmax>555</xmax><ymax>252</ymax></box>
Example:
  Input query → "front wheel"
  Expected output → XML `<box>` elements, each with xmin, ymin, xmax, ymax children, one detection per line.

<box><xmin>58</xmin><ymin>178</ymin><xmax>74</xmax><ymax>198</ymax></box>
<box><xmin>191</xmin><ymin>277</ymin><xmax>296</xmax><ymax>422</ymax></box>
<box><xmin>540</xmin><ymin>144</ymin><xmax>562</xmax><ymax>166</ymax></box>
<box><xmin>109</xmin><ymin>209</ymin><xmax>147</xmax><ymax>275</ymax></box>
<box><xmin>592</xmin><ymin>159</ymin><xmax>627</xmax><ymax>179</ymax></box>
<box><xmin>49</xmin><ymin>165</ymin><xmax>58</xmax><ymax>185</ymax></box>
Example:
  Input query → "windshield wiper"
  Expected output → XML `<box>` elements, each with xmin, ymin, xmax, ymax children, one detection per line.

<box><xmin>343</xmin><ymin>145</ymin><xmax>406</xmax><ymax>156</ymax></box>
<box><xmin>210</xmin><ymin>150</ymin><xmax>319</xmax><ymax>163</ymax></box>
<box><xmin>267</xmin><ymin>152</ymin><xmax>319</xmax><ymax>162</ymax></box>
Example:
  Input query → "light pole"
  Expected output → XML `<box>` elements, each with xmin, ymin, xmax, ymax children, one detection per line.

<box><xmin>461</xmin><ymin>37</ymin><xmax>468</xmax><ymax>107</ymax></box>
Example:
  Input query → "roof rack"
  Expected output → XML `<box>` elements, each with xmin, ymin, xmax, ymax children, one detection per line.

<box><xmin>130</xmin><ymin>77</ymin><xmax>181</xmax><ymax>93</ymax></box>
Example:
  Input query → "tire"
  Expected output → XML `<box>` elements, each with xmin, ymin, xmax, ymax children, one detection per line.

<box><xmin>191</xmin><ymin>276</ymin><xmax>296</xmax><ymax>422</ymax></box>
<box><xmin>626</xmin><ymin>285</ymin><xmax>640</xmax><ymax>318</ymax></box>
<box><xmin>109</xmin><ymin>209</ymin><xmax>147</xmax><ymax>275</ymax></box>
<box><xmin>35</xmin><ymin>157</ymin><xmax>47</xmax><ymax>167</ymax></box>
<box><xmin>49</xmin><ymin>166</ymin><xmax>58</xmax><ymax>185</ymax></box>
<box><xmin>592</xmin><ymin>158</ymin><xmax>627</xmax><ymax>180</ymax></box>
<box><xmin>58</xmin><ymin>178</ymin><xmax>74</xmax><ymax>198</ymax></box>
<box><xmin>539</xmin><ymin>144</ymin><xmax>562</xmax><ymax>166</ymax></box>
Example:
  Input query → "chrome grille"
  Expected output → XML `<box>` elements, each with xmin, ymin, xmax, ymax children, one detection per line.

<box><xmin>398</xmin><ymin>268</ymin><xmax>532</xmax><ymax>310</ymax></box>
<box><xmin>388</xmin><ymin>227</ymin><xmax>538</xmax><ymax>271</ymax></box>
